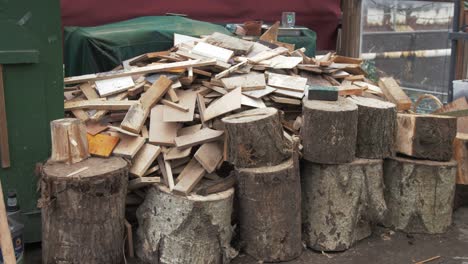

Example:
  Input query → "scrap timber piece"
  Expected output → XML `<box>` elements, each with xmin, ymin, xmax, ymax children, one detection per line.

<box><xmin>129</xmin><ymin>144</ymin><xmax>161</xmax><ymax>177</ymax></box>
<box><xmin>348</xmin><ymin>96</ymin><xmax>397</xmax><ymax>159</ymax></box>
<box><xmin>301</xmin><ymin>97</ymin><xmax>358</xmax><ymax>164</ymax></box>
<box><xmin>396</xmin><ymin>113</ymin><xmax>457</xmax><ymax>161</ymax></box>
<box><xmin>236</xmin><ymin>158</ymin><xmax>302</xmax><ymax>262</ymax></box>
<box><xmin>453</xmin><ymin>133</ymin><xmax>468</xmax><ymax>185</ymax></box>
<box><xmin>121</xmin><ymin>76</ymin><xmax>172</xmax><ymax>133</ymax></box>
<box><xmin>112</xmin><ymin>135</ymin><xmax>146</xmax><ymax>159</ymax></box>
<box><xmin>149</xmin><ymin>105</ymin><xmax>181</xmax><ymax>146</ymax></box>
<box><xmin>50</xmin><ymin>118</ymin><xmax>89</xmax><ymax>164</ymax></box>
<box><xmin>194</xmin><ymin>141</ymin><xmax>223</xmax><ymax>173</ymax></box>
<box><xmin>378</xmin><ymin>77</ymin><xmax>412</xmax><ymax>111</ymax></box>
<box><xmin>222</xmin><ymin>107</ymin><xmax>290</xmax><ymax>168</ymax></box>
<box><xmin>302</xmin><ymin>159</ymin><xmax>387</xmax><ymax>251</ymax></box>
<box><xmin>86</xmin><ymin>133</ymin><xmax>120</xmax><ymax>158</ymax></box>
<box><xmin>307</xmin><ymin>86</ymin><xmax>338</xmax><ymax>101</ymax></box>
<box><xmin>267</xmin><ymin>72</ymin><xmax>307</xmax><ymax>92</ymax></box>
<box><xmin>221</xmin><ymin>72</ymin><xmax>266</xmax><ymax>91</ymax></box>
<box><xmin>203</xmin><ymin>87</ymin><xmax>242</xmax><ymax>121</ymax></box>
<box><xmin>383</xmin><ymin>157</ymin><xmax>457</xmax><ymax>234</ymax></box>
<box><xmin>192</xmin><ymin>42</ymin><xmax>234</xmax><ymax>63</ymax></box>
<box><xmin>174</xmin><ymin>128</ymin><xmax>224</xmax><ymax>149</ymax></box>
<box><xmin>136</xmin><ymin>185</ymin><xmax>236</xmax><ymax>264</ymax></box>
<box><xmin>206</xmin><ymin>32</ymin><xmax>254</xmax><ymax>55</ymax></box>
<box><xmin>173</xmin><ymin>158</ymin><xmax>206</xmax><ymax>195</ymax></box>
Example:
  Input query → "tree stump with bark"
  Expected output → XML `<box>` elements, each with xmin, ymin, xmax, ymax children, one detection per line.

<box><xmin>136</xmin><ymin>185</ymin><xmax>237</xmax><ymax>264</ymax></box>
<box><xmin>222</xmin><ymin>107</ymin><xmax>290</xmax><ymax>168</ymax></box>
<box><xmin>348</xmin><ymin>96</ymin><xmax>396</xmax><ymax>159</ymax></box>
<box><xmin>301</xmin><ymin>97</ymin><xmax>358</xmax><ymax>164</ymax></box>
<box><xmin>383</xmin><ymin>156</ymin><xmax>457</xmax><ymax>234</ymax></box>
<box><xmin>454</xmin><ymin>133</ymin><xmax>468</xmax><ymax>185</ymax></box>
<box><xmin>301</xmin><ymin>159</ymin><xmax>386</xmax><ymax>251</ymax></box>
<box><xmin>50</xmin><ymin>118</ymin><xmax>89</xmax><ymax>164</ymax></box>
<box><xmin>41</xmin><ymin>157</ymin><xmax>128</xmax><ymax>264</ymax></box>
<box><xmin>236</xmin><ymin>158</ymin><xmax>302</xmax><ymax>262</ymax></box>
<box><xmin>396</xmin><ymin>113</ymin><xmax>457</xmax><ymax>161</ymax></box>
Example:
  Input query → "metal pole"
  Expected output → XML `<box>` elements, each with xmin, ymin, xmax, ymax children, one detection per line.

<box><xmin>448</xmin><ymin>0</ymin><xmax>461</xmax><ymax>102</ymax></box>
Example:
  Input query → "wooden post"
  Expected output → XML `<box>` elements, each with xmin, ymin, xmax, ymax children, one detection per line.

<box><xmin>222</xmin><ymin>108</ymin><xmax>291</xmax><ymax>168</ymax></box>
<box><xmin>41</xmin><ymin>157</ymin><xmax>128</xmax><ymax>264</ymax></box>
<box><xmin>0</xmin><ymin>179</ymin><xmax>16</xmax><ymax>264</ymax></box>
<box><xmin>338</xmin><ymin>0</ymin><xmax>362</xmax><ymax>57</ymax></box>
<box><xmin>383</xmin><ymin>157</ymin><xmax>457</xmax><ymax>234</ymax></box>
<box><xmin>301</xmin><ymin>159</ymin><xmax>386</xmax><ymax>251</ymax></box>
<box><xmin>301</xmin><ymin>97</ymin><xmax>358</xmax><ymax>164</ymax></box>
<box><xmin>348</xmin><ymin>96</ymin><xmax>396</xmax><ymax>159</ymax></box>
<box><xmin>236</xmin><ymin>158</ymin><xmax>302</xmax><ymax>262</ymax></box>
<box><xmin>0</xmin><ymin>65</ymin><xmax>10</xmax><ymax>168</ymax></box>
<box><xmin>136</xmin><ymin>185</ymin><xmax>237</xmax><ymax>264</ymax></box>
<box><xmin>49</xmin><ymin>118</ymin><xmax>89</xmax><ymax>164</ymax></box>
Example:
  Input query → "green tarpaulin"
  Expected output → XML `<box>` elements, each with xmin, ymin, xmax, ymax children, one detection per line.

<box><xmin>64</xmin><ymin>16</ymin><xmax>316</xmax><ymax>76</ymax></box>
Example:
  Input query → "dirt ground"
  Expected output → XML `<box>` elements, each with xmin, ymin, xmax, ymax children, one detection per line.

<box><xmin>25</xmin><ymin>207</ymin><xmax>468</xmax><ymax>264</ymax></box>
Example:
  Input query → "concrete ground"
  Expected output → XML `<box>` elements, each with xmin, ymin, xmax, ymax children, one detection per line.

<box><xmin>26</xmin><ymin>207</ymin><xmax>468</xmax><ymax>264</ymax></box>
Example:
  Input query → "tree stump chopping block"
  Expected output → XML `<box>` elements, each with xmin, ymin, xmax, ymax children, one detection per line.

<box><xmin>236</xmin><ymin>158</ymin><xmax>302</xmax><ymax>262</ymax></box>
<box><xmin>136</xmin><ymin>185</ymin><xmax>236</xmax><ymax>264</ymax></box>
<box><xmin>301</xmin><ymin>159</ymin><xmax>386</xmax><ymax>251</ymax></box>
<box><xmin>396</xmin><ymin>113</ymin><xmax>457</xmax><ymax>161</ymax></box>
<box><xmin>41</xmin><ymin>157</ymin><xmax>128</xmax><ymax>264</ymax></box>
<box><xmin>348</xmin><ymin>96</ymin><xmax>396</xmax><ymax>159</ymax></box>
<box><xmin>454</xmin><ymin>133</ymin><xmax>468</xmax><ymax>185</ymax></box>
<box><xmin>301</xmin><ymin>97</ymin><xmax>358</xmax><ymax>164</ymax></box>
<box><xmin>383</xmin><ymin>156</ymin><xmax>457</xmax><ymax>234</ymax></box>
<box><xmin>222</xmin><ymin>107</ymin><xmax>291</xmax><ymax>168</ymax></box>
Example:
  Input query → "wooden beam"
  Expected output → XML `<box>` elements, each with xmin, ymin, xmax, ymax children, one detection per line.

<box><xmin>64</xmin><ymin>59</ymin><xmax>216</xmax><ymax>84</ymax></box>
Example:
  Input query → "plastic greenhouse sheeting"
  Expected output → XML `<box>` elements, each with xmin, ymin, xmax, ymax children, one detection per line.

<box><xmin>64</xmin><ymin>16</ymin><xmax>316</xmax><ymax>77</ymax></box>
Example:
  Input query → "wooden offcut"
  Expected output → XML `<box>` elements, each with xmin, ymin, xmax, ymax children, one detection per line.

<box><xmin>164</xmin><ymin>124</ymin><xmax>201</xmax><ymax>160</ymax></box>
<box><xmin>163</xmin><ymin>89</ymin><xmax>197</xmax><ymax>122</ymax></box>
<box><xmin>128</xmin><ymin>177</ymin><xmax>161</xmax><ymax>190</ymax></box>
<box><xmin>41</xmin><ymin>157</ymin><xmax>128</xmax><ymax>264</ymax></box>
<box><xmin>173</xmin><ymin>158</ymin><xmax>206</xmax><ymax>195</ymax></box>
<box><xmin>86</xmin><ymin>133</ymin><xmax>120</xmax><ymax>157</ymax></box>
<box><xmin>267</xmin><ymin>72</ymin><xmax>307</xmax><ymax>92</ymax></box>
<box><xmin>50</xmin><ymin>118</ymin><xmax>90</xmax><ymax>164</ymax></box>
<box><xmin>203</xmin><ymin>87</ymin><xmax>242</xmax><ymax>121</ymax></box>
<box><xmin>174</xmin><ymin>128</ymin><xmax>224</xmax><ymax>149</ymax></box>
<box><xmin>396</xmin><ymin>113</ymin><xmax>457</xmax><ymax>161</ymax></box>
<box><xmin>221</xmin><ymin>72</ymin><xmax>266</xmax><ymax>91</ymax></box>
<box><xmin>194</xmin><ymin>141</ymin><xmax>223</xmax><ymax>173</ymax></box>
<box><xmin>129</xmin><ymin>144</ymin><xmax>161</xmax><ymax>177</ymax></box>
<box><xmin>149</xmin><ymin>105</ymin><xmax>180</xmax><ymax>146</ymax></box>
<box><xmin>378</xmin><ymin>77</ymin><xmax>412</xmax><ymax>111</ymax></box>
<box><xmin>112</xmin><ymin>135</ymin><xmax>145</xmax><ymax>159</ymax></box>
<box><xmin>64</xmin><ymin>100</ymin><xmax>137</xmax><ymax>111</ymax></box>
<box><xmin>206</xmin><ymin>32</ymin><xmax>254</xmax><ymax>55</ymax></box>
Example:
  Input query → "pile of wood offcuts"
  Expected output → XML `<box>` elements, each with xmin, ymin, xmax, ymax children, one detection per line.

<box><xmin>63</xmin><ymin>29</ymin><xmax>383</xmax><ymax>196</ymax></box>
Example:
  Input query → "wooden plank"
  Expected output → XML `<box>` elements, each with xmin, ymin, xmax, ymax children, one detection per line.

<box><xmin>433</xmin><ymin>97</ymin><xmax>468</xmax><ymax>133</ymax></box>
<box><xmin>69</xmin><ymin>98</ymin><xmax>90</xmax><ymax>122</ymax></box>
<box><xmin>196</xmin><ymin>174</ymin><xmax>236</xmax><ymax>196</ymax></box>
<box><xmin>354</xmin><ymin>81</ymin><xmax>383</xmax><ymax>95</ymax></box>
<box><xmin>267</xmin><ymin>72</ymin><xmax>307</xmax><ymax>92</ymax></box>
<box><xmin>0</xmin><ymin>179</ymin><xmax>15</xmax><ymax>263</ymax></box>
<box><xmin>175</xmin><ymin>50</ymin><xmax>231</xmax><ymax>69</ymax></box>
<box><xmin>149</xmin><ymin>105</ymin><xmax>181</xmax><ymax>146</ymax></box>
<box><xmin>378</xmin><ymin>77</ymin><xmax>412</xmax><ymax>111</ymax></box>
<box><xmin>64</xmin><ymin>100</ymin><xmax>137</xmax><ymax>111</ymax></box>
<box><xmin>221</xmin><ymin>72</ymin><xmax>266</xmax><ymax>91</ymax></box>
<box><xmin>166</xmin><ymin>88</ymin><xmax>179</xmax><ymax>102</ymax></box>
<box><xmin>113</xmin><ymin>135</ymin><xmax>146</xmax><ymax>159</ymax></box>
<box><xmin>174</xmin><ymin>33</ymin><xmax>201</xmax><ymax>46</ymax></box>
<box><xmin>273</xmin><ymin>88</ymin><xmax>304</xmax><ymax>99</ymax></box>
<box><xmin>259</xmin><ymin>21</ymin><xmax>280</xmax><ymax>43</ymax></box>
<box><xmin>64</xmin><ymin>59</ymin><xmax>216</xmax><ymax>84</ymax></box>
<box><xmin>163</xmin><ymin>89</ymin><xmax>197</xmax><ymax>122</ymax></box>
<box><xmin>157</xmin><ymin>156</ymin><xmax>174</xmax><ymax>190</ymax></box>
<box><xmin>120</xmin><ymin>103</ymin><xmax>148</xmax><ymax>134</ymax></box>
<box><xmin>248</xmin><ymin>47</ymin><xmax>289</xmax><ymax>64</ymax></box>
<box><xmin>0</xmin><ymin>65</ymin><xmax>10</xmax><ymax>168</ymax></box>
<box><xmin>164</xmin><ymin>124</ymin><xmax>202</xmax><ymax>160</ymax></box>
<box><xmin>194</xmin><ymin>141</ymin><xmax>223</xmax><ymax>173</ymax></box>
<box><xmin>265</xmin><ymin>55</ymin><xmax>303</xmax><ymax>69</ymax></box>
<box><xmin>175</xmin><ymin>128</ymin><xmax>224</xmax><ymax>149</ymax></box>
<box><xmin>206</xmin><ymin>32</ymin><xmax>254</xmax><ymax>55</ymax></box>
<box><xmin>86</xmin><ymin>133</ymin><xmax>120</xmax><ymax>157</ymax></box>
<box><xmin>242</xmin><ymin>86</ymin><xmax>276</xmax><ymax>99</ymax></box>
<box><xmin>196</xmin><ymin>93</ymin><xmax>208</xmax><ymax>125</ymax></box>
<box><xmin>161</xmin><ymin>99</ymin><xmax>189</xmax><ymax>112</ymax></box>
<box><xmin>91</xmin><ymin>92</ymin><xmax>128</xmax><ymax>121</ymax></box>
<box><xmin>141</xmin><ymin>125</ymin><xmax>149</xmax><ymax>138</ymax></box>
<box><xmin>79</xmin><ymin>82</ymin><xmax>99</xmax><ymax>99</ymax></box>
<box><xmin>144</xmin><ymin>165</ymin><xmax>159</xmax><ymax>176</ymax></box>
<box><xmin>95</xmin><ymin>76</ymin><xmax>134</xmax><ymax>97</ymax></box>
<box><xmin>204</xmin><ymin>87</ymin><xmax>242</xmax><ymax>121</ymax></box>
<box><xmin>128</xmin><ymin>177</ymin><xmax>161</xmax><ymax>190</ymax></box>
<box><xmin>173</xmin><ymin>158</ymin><xmax>206</xmax><ymax>195</ymax></box>
<box><xmin>192</xmin><ymin>42</ymin><xmax>234</xmax><ymax>63</ymax></box>
<box><xmin>86</xmin><ymin>121</ymin><xmax>108</xmax><ymax>135</ymax></box>
<box><xmin>129</xmin><ymin>144</ymin><xmax>161</xmax><ymax>177</ymax></box>
<box><xmin>270</xmin><ymin>95</ymin><xmax>301</xmax><ymax>105</ymax></box>
<box><xmin>241</xmin><ymin>95</ymin><xmax>267</xmax><ymax>108</ymax></box>
<box><xmin>108</xmin><ymin>126</ymin><xmax>140</xmax><ymax>137</ymax></box>
<box><xmin>214</xmin><ymin>61</ymin><xmax>248</xmax><ymax>79</ymax></box>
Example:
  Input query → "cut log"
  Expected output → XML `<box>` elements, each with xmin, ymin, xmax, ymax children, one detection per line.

<box><xmin>348</xmin><ymin>96</ymin><xmax>397</xmax><ymax>159</ymax></box>
<box><xmin>396</xmin><ymin>113</ymin><xmax>457</xmax><ymax>161</ymax></box>
<box><xmin>41</xmin><ymin>157</ymin><xmax>128</xmax><ymax>264</ymax></box>
<box><xmin>136</xmin><ymin>185</ymin><xmax>237</xmax><ymax>264</ymax></box>
<box><xmin>236</xmin><ymin>158</ymin><xmax>302</xmax><ymax>262</ymax></box>
<box><xmin>301</xmin><ymin>97</ymin><xmax>358</xmax><ymax>164</ymax></box>
<box><xmin>378</xmin><ymin>77</ymin><xmax>412</xmax><ymax>111</ymax></box>
<box><xmin>453</xmin><ymin>133</ymin><xmax>468</xmax><ymax>185</ymax></box>
<box><xmin>50</xmin><ymin>118</ymin><xmax>89</xmax><ymax>164</ymax></box>
<box><xmin>222</xmin><ymin>107</ymin><xmax>291</xmax><ymax>168</ymax></box>
<box><xmin>301</xmin><ymin>159</ymin><xmax>387</xmax><ymax>251</ymax></box>
<box><xmin>383</xmin><ymin>156</ymin><xmax>457</xmax><ymax>234</ymax></box>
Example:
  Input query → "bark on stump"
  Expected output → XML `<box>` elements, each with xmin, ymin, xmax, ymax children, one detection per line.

<box><xmin>301</xmin><ymin>159</ymin><xmax>386</xmax><ymax>251</ymax></box>
<box><xmin>236</xmin><ymin>158</ymin><xmax>302</xmax><ymax>262</ymax></box>
<box><xmin>50</xmin><ymin>118</ymin><xmax>89</xmax><ymax>164</ymax></box>
<box><xmin>136</xmin><ymin>185</ymin><xmax>236</xmax><ymax>264</ymax></box>
<box><xmin>41</xmin><ymin>157</ymin><xmax>128</xmax><ymax>264</ymax></box>
<box><xmin>301</xmin><ymin>97</ymin><xmax>358</xmax><ymax>164</ymax></box>
<box><xmin>348</xmin><ymin>96</ymin><xmax>396</xmax><ymax>159</ymax></box>
<box><xmin>383</xmin><ymin>156</ymin><xmax>457</xmax><ymax>234</ymax></box>
<box><xmin>222</xmin><ymin>107</ymin><xmax>290</xmax><ymax>168</ymax></box>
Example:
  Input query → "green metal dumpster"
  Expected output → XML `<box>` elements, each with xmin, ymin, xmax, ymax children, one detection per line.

<box><xmin>0</xmin><ymin>0</ymin><xmax>63</xmax><ymax>242</ymax></box>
